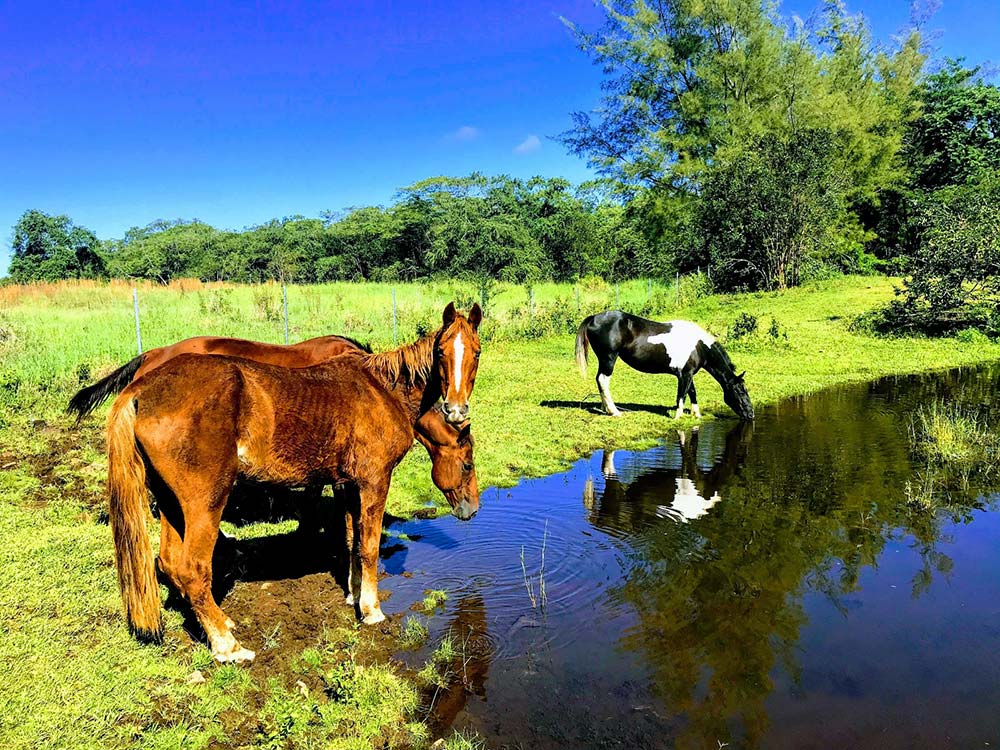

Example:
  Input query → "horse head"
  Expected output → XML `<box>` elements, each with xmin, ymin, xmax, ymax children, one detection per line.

<box><xmin>723</xmin><ymin>370</ymin><xmax>755</xmax><ymax>421</ymax></box>
<box><xmin>415</xmin><ymin>410</ymin><xmax>479</xmax><ymax>521</ymax></box>
<box><xmin>436</xmin><ymin>302</ymin><xmax>483</xmax><ymax>425</ymax></box>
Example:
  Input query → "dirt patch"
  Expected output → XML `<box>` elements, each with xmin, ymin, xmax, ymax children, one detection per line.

<box><xmin>0</xmin><ymin>418</ymin><xmax>106</xmax><ymax>511</ymax></box>
<box><xmin>223</xmin><ymin>572</ymin><xmax>398</xmax><ymax>678</ymax></box>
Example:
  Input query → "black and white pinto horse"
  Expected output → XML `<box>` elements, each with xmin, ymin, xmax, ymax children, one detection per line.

<box><xmin>575</xmin><ymin>311</ymin><xmax>755</xmax><ymax>421</ymax></box>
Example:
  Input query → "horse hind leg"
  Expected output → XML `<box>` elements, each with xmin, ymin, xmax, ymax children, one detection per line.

<box><xmin>596</xmin><ymin>357</ymin><xmax>622</xmax><ymax>417</ymax></box>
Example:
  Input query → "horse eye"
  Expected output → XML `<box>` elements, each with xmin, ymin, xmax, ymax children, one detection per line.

<box><xmin>474</xmin><ymin>352</ymin><xmax>481</xmax><ymax>359</ymax></box>
<box><xmin>463</xmin><ymin>462</ymin><xmax>473</xmax><ymax>472</ymax></box>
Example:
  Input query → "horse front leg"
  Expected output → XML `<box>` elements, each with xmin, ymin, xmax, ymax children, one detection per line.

<box><xmin>688</xmin><ymin>381</ymin><xmax>701</xmax><ymax>419</ymax></box>
<box><xmin>337</xmin><ymin>485</ymin><xmax>361</xmax><ymax>607</ymax></box>
<box><xmin>356</xmin><ymin>481</ymin><xmax>389</xmax><ymax>625</ymax></box>
<box><xmin>675</xmin><ymin>371</ymin><xmax>694</xmax><ymax>419</ymax></box>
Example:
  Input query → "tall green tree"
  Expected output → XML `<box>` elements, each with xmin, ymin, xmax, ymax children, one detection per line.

<box><xmin>906</xmin><ymin>59</ymin><xmax>1000</xmax><ymax>191</ymax></box>
<box><xmin>8</xmin><ymin>210</ymin><xmax>105</xmax><ymax>282</ymax></box>
<box><xmin>561</xmin><ymin>0</ymin><xmax>925</xmax><ymax>276</ymax></box>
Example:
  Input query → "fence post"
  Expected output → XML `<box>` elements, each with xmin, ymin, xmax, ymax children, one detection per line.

<box><xmin>132</xmin><ymin>287</ymin><xmax>142</xmax><ymax>354</ymax></box>
<box><xmin>282</xmin><ymin>285</ymin><xmax>289</xmax><ymax>344</ymax></box>
<box><xmin>392</xmin><ymin>287</ymin><xmax>398</xmax><ymax>345</ymax></box>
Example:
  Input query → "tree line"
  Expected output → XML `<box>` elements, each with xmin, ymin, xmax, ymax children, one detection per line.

<box><xmin>6</xmin><ymin>1</ymin><xmax>999</xmax><ymax>333</ymax></box>
<box><xmin>6</xmin><ymin>175</ymin><xmax>656</xmax><ymax>286</ymax></box>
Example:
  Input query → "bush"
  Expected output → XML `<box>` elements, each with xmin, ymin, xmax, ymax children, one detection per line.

<box><xmin>696</xmin><ymin>129</ymin><xmax>851</xmax><ymax>292</ymax></box>
<box><xmin>728</xmin><ymin>312</ymin><xmax>759</xmax><ymax>341</ymax></box>
<box><xmin>880</xmin><ymin>177</ymin><xmax>1000</xmax><ymax>335</ymax></box>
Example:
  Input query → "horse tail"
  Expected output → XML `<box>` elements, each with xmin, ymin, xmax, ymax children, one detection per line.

<box><xmin>67</xmin><ymin>354</ymin><xmax>145</xmax><ymax>421</ymax></box>
<box><xmin>575</xmin><ymin>316</ymin><xmax>594</xmax><ymax>378</ymax></box>
<box><xmin>107</xmin><ymin>394</ymin><xmax>162</xmax><ymax>643</ymax></box>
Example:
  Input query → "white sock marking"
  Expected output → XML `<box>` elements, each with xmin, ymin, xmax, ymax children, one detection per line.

<box><xmin>597</xmin><ymin>373</ymin><xmax>621</xmax><ymax>416</ymax></box>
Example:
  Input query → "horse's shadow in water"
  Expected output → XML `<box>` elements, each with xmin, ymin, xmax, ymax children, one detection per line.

<box><xmin>539</xmin><ymin>399</ymin><xmax>674</xmax><ymax>418</ymax></box>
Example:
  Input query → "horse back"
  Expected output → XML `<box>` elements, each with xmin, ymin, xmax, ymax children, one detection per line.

<box><xmin>134</xmin><ymin>335</ymin><xmax>363</xmax><ymax>381</ymax></box>
<box><xmin>127</xmin><ymin>353</ymin><xmax>414</xmax><ymax>490</ymax></box>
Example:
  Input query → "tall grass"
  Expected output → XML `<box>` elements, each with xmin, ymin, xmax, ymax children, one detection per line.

<box><xmin>907</xmin><ymin>401</ymin><xmax>1000</xmax><ymax>470</ymax></box>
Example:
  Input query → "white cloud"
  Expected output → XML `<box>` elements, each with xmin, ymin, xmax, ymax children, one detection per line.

<box><xmin>450</xmin><ymin>125</ymin><xmax>479</xmax><ymax>141</ymax></box>
<box><xmin>513</xmin><ymin>135</ymin><xmax>541</xmax><ymax>155</ymax></box>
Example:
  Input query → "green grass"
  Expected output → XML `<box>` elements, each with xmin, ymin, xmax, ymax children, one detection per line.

<box><xmin>908</xmin><ymin>401</ymin><xmax>1000</xmax><ymax>469</ymax></box>
<box><xmin>2</xmin><ymin>274</ymin><xmax>1000</xmax><ymax>748</ymax></box>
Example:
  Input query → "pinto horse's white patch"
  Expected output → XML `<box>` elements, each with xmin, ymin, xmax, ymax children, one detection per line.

<box><xmin>452</xmin><ymin>332</ymin><xmax>464</xmax><ymax>395</ymax></box>
<box><xmin>648</xmin><ymin>321</ymin><xmax>716</xmax><ymax>371</ymax></box>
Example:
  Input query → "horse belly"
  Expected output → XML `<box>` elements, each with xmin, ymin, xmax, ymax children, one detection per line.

<box><xmin>620</xmin><ymin>342</ymin><xmax>676</xmax><ymax>374</ymax></box>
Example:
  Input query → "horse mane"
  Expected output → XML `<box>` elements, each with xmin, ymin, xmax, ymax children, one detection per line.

<box><xmin>362</xmin><ymin>330</ymin><xmax>439</xmax><ymax>386</ymax></box>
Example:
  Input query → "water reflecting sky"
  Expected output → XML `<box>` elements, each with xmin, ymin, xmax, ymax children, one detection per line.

<box><xmin>384</xmin><ymin>365</ymin><xmax>1000</xmax><ymax>749</ymax></box>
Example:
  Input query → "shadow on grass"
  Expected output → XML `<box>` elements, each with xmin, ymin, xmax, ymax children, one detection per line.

<box><xmin>539</xmin><ymin>399</ymin><xmax>674</xmax><ymax>418</ymax></box>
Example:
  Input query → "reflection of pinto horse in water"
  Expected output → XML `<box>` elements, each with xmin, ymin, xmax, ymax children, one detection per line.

<box><xmin>106</xmin><ymin>306</ymin><xmax>481</xmax><ymax>662</ymax></box>
<box><xmin>575</xmin><ymin>311</ymin><xmax>754</xmax><ymax>420</ymax></box>
<box><xmin>585</xmin><ymin>421</ymin><xmax>753</xmax><ymax>528</ymax></box>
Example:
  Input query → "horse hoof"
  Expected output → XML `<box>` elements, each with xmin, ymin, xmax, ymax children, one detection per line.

<box><xmin>607</xmin><ymin>410</ymin><xmax>622</xmax><ymax>418</ymax></box>
<box><xmin>214</xmin><ymin>645</ymin><xmax>256</xmax><ymax>663</ymax></box>
<box><xmin>362</xmin><ymin>610</ymin><xmax>386</xmax><ymax>626</ymax></box>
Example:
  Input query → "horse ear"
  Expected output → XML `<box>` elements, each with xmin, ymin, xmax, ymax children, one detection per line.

<box><xmin>442</xmin><ymin>302</ymin><xmax>457</xmax><ymax>327</ymax></box>
<box><xmin>469</xmin><ymin>303</ymin><xmax>483</xmax><ymax>331</ymax></box>
<box><xmin>737</xmin><ymin>371</ymin><xmax>746</xmax><ymax>382</ymax></box>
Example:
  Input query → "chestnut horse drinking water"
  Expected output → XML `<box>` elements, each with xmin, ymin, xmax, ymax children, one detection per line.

<box><xmin>576</xmin><ymin>311</ymin><xmax>754</xmax><ymax>421</ymax></box>
<box><xmin>107</xmin><ymin>305</ymin><xmax>482</xmax><ymax>662</ymax></box>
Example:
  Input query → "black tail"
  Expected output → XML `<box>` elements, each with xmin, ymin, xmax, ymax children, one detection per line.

<box><xmin>67</xmin><ymin>355</ymin><xmax>145</xmax><ymax>421</ymax></box>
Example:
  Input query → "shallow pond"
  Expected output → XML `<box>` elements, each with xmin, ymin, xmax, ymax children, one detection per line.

<box><xmin>384</xmin><ymin>365</ymin><xmax>1000</xmax><ymax>749</ymax></box>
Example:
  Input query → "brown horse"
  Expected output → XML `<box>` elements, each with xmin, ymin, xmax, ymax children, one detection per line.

<box><xmin>69</xmin><ymin>333</ymin><xmax>369</xmax><ymax>420</ymax></box>
<box><xmin>107</xmin><ymin>306</ymin><xmax>481</xmax><ymax>662</ymax></box>
<box><xmin>70</xmin><ymin>302</ymin><xmax>483</xmax><ymax>424</ymax></box>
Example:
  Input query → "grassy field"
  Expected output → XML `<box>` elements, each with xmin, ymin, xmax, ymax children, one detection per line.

<box><xmin>2</xmin><ymin>274</ymin><xmax>1000</xmax><ymax>749</ymax></box>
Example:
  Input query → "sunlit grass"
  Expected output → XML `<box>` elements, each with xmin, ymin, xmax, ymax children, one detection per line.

<box><xmin>3</xmin><ymin>275</ymin><xmax>1000</xmax><ymax>747</ymax></box>
<box><xmin>908</xmin><ymin>401</ymin><xmax>1000</xmax><ymax>469</ymax></box>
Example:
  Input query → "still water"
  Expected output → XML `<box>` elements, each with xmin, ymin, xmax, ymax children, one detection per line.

<box><xmin>384</xmin><ymin>365</ymin><xmax>1000</xmax><ymax>749</ymax></box>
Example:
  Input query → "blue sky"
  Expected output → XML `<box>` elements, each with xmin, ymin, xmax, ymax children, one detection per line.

<box><xmin>1</xmin><ymin>0</ymin><xmax>996</xmax><ymax>273</ymax></box>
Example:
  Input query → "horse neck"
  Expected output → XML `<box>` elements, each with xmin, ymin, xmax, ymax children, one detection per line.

<box><xmin>362</xmin><ymin>333</ymin><xmax>441</xmax><ymax>423</ymax></box>
<box><xmin>701</xmin><ymin>347</ymin><xmax>737</xmax><ymax>396</ymax></box>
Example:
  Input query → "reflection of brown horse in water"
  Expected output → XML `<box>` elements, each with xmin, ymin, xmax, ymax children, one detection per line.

<box><xmin>107</xmin><ymin>305</ymin><xmax>482</xmax><ymax>662</ymax></box>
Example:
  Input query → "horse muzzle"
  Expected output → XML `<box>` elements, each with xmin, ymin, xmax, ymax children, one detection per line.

<box><xmin>448</xmin><ymin>494</ymin><xmax>478</xmax><ymax>521</ymax></box>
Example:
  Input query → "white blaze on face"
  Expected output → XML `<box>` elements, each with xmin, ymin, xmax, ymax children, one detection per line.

<box><xmin>648</xmin><ymin>321</ymin><xmax>716</xmax><ymax>370</ymax></box>
<box><xmin>452</xmin><ymin>332</ymin><xmax>464</xmax><ymax>399</ymax></box>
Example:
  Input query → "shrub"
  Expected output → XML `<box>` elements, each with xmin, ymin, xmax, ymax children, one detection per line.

<box><xmin>728</xmin><ymin>312</ymin><xmax>759</xmax><ymax>340</ymax></box>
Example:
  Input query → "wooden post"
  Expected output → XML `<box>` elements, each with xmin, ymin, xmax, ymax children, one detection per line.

<box><xmin>282</xmin><ymin>285</ymin><xmax>289</xmax><ymax>344</ymax></box>
<box><xmin>132</xmin><ymin>288</ymin><xmax>142</xmax><ymax>354</ymax></box>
